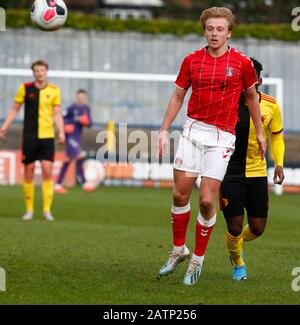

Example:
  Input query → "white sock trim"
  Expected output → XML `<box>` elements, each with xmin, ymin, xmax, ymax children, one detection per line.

<box><xmin>197</xmin><ymin>212</ymin><xmax>216</xmax><ymax>228</ymax></box>
<box><xmin>192</xmin><ymin>253</ymin><xmax>204</xmax><ymax>265</ymax></box>
<box><xmin>171</xmin><ymin>203</ymin><xmax>191</xmax><ymax>214</ymax></box>
<box><xmin>173</xmin><ymin>245</ymin><xmax>185</xmax><ymax>253</ymax></box>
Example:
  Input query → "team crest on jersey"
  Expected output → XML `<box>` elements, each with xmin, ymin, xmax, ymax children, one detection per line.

<box><xmin>28</xmin><ymin>93</ymin><xmax>36</xmax><ymax>99</ymax></box>
<box><xmin>261</xmin><ymin>115</ymin><xmax>266</xmax><ymax>123</ymax></box>
<box><xmin>225</xmin><ymin>67</ymin><xmax>235</xmax><ymax>77</ymax></box>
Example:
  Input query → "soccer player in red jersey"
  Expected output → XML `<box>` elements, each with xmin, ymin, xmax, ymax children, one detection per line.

<box><xmin>158</xmin><ymin>7</ymin><xmax>266</xmax><ymax>286</ymax></box>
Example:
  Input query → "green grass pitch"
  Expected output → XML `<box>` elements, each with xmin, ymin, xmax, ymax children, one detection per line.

<box><xmin>0</xmin><ymin>185</ymin><xmax>299</xmax><ymax>305</ymax></box>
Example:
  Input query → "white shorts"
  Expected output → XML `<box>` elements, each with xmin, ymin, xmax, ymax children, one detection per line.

<box><xmin>173</xmin><ymin>118</ymin><xmax>236</xmax><ymax>181</ymax></box>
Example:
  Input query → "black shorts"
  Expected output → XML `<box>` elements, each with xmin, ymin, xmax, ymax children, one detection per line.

<box><xmin>22</xmin><ymin>136</ymin><xmax>55</xmax><ymax>165</ymax></box>
<box><xmin>220</xmin><ymin>176</ymin><xmax>269</xmax><ymax>219</ymax></box>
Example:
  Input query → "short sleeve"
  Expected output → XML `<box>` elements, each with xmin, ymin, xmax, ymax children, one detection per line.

<box><xmin>241</xmin><ymin>59</ymin><xmax>258</xmax><ymax>90</ymax></box>
<box><xmin>14</xmin><ymin>84</ymin><xmax>25</xmax><ymax>104</ymax></box>
<box><xmin>270</xmin><ymin>102</ymin><xmax>283</xmax><ymax>134</ymax></box>
<box><xmin>53</xmin><ymin>87</ymin><xmax>61</xmax><ymax>106</ymax></box>
<box><xmin>175</xmin><ymin>56</ymin><xmax>191</xmax><ymax>89</ymax></box>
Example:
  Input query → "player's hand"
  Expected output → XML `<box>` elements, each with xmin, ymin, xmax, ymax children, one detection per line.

<box><xmin>64</xmin><ymin>124</ymin><xmax>75</xmax><ymax>134</ymax></box>
<box><xmin>79</xmin><ymin>114</ymin><xmax>90</xmax><ymax>126</ymax></box>
<box><xmin>156</xmin><ymin>130</ymin><xmax>169</xmax><ymax>158</ymax></box>
<box><xmin>0</xmin><ymin>127</ymin><xmax>7</xmax><ymax>140</ymax></box>
<box><xmin>273</xmin><ymin>166</ymin><xmax>284</xmax><ymax>185</ymax></box>
<box><xmin>58</xmin><ymin>131</ymin><xmax>65</xmax><ymax>144</ymax></box>
<box><xmin>256</xmin><ymin>134</ymin><xmax>266</xmax><ymax>160</ymax></box>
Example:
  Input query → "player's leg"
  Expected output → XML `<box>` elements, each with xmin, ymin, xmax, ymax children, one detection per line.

<box><xmin>220</xmin><ymin>177</ymin><xmax>247</xmax><ymax>280</ymax></box>
<box><xmin>183</xmin><ymin>176</ymin><xmax>220</xmax><ymax>285</ymax></box>
<box><xmin>55</xmin><ymin>154</ymin><xmax>72</xmax><ymax>194</ymax></box>
<box><xmin>76</xmin><ymin>157</ymin><xmax>86</xmax><ymax>184</ymax></box>
<box><xmin>159</xmin><ymin>135</ymin><xmax>198</xmax><ymax>276</ymax></box>
<box><xmin>75</xmin><ymin>151</ymin><xmax>95</xmax><ymax>192</ymax></box>
<box><xmin>183</xmin><ymin>145</ymin><xmax>234</xmax><ymax>285</ymax></box>
<box><xmin>244</xmin><ymin>218</ymin><xmax>267</xmax><ymax>240</ymax></box>
<box><xmin>38</xmin><ymin>139</ymin><xmax>55</xmax><ymax>221</ymax></box>
<box><xmin>22</xmin><ymin>163</ymin><xmax>35</xmax><ymax>220</ymax></box>
<box><xmin>159</xmin><ymin>169</ymin><xmax>197</xmax><ymax>276</ymax></box>
<box><xmin>41</xmin><ymin>160</ymin><xmax>54</xmax><ymax>221</ymax></box>
<box><xmin>21</xmin><ymin>136</ymin><xmax>38</xmax><ymax>220</ymax></box>
<box><xmin>244</xmin><ymin>177</ymin><xmax>269</xmax><ymax>241</ymax></box>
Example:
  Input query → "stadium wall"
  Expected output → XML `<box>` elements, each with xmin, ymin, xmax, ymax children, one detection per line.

<box><xmin>0</xmin><ymin>29</ymin><xmax>299</xmax><ymax>131</ymax></box>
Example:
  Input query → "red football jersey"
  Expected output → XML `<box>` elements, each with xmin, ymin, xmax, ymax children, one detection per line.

<box><xmin>175</xmin><ymin>47</ymin><xmax>258</xmax><ymax>134</ymax></box>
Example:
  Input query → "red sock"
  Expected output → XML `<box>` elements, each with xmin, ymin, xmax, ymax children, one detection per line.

<box><xmin>172</xmin><ymin>205</ymin><xmax>191</xmax><ymax>247</ymax></box>
<box><xmin>194</xmin><ymin>214</ymin><xmax>216</xmax><ymax>256</ymax></box>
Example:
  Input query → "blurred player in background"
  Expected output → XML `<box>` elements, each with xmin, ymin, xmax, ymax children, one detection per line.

<box><xmin>220</xmin><ymin>58</ymin><xmax>285</xmax><ymax>281</ymax></box>
<box><xmin>158</xmin><ymin>7</ymin><xmax>266</xmax><ymax>286</ymax></box>
<box><xmin>55</xmin><ymin>89</ymin><xmax>93</xmax><ymax>193</ymax></box>
<box><xmin>0</xmin><ymin>60</ymin><xmax>65</xmax><ymax>221</ymax></box>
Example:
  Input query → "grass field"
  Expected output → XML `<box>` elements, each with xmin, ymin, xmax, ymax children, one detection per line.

<box><xmin>0</xmin><ymin>185</ymin><xmax>299</xmax><ymax>305</ymax></box>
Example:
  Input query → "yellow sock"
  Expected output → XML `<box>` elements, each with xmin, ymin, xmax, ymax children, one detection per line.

<box><xmin>23</xmin><ymin>181</ymin><xmax>34</xmax><ymax>212</ymax></box>
<box><xmin>242</xmin><ymin>224</ymin><xmax>257</xmax><ymax>242</ymax></box>
<box><xmin>226</xmin><ymin>232</ymin><xmax>244</xmax><ymax>266</ymax></box>
<box><xmin>42</xmin><ymin>180</ymin><xmax>54</xmax><ymax>213</ymax></box>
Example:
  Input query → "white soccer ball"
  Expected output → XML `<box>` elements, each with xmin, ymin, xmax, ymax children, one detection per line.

<box><xmin>31</xmin><ymin>0</ymin><xmax>68</xmax><ymax>31</ymax></box>
<box><xmin>83</xmin><ymin>159</ymin><xmax>106</xmax><ymax>189</ymax></box>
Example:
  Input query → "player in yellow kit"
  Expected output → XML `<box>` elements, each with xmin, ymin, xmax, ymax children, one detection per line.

<box><xmin>0</xmin><ymin>60</ymin><xmax>65</xmax><ymax>221</ymax></box>
<box><xmin>220</xmin><ymin>58</ymin><xmax>285</xmax><ymax>280</ymax></box>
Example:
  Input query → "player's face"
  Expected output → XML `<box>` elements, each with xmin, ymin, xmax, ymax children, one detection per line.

<box><xmin>204</xmin><ymin>18</ymin><xmax>232</xmax><ymax>50</ymax></box>
<box><xmin>76</xmin><ymin>93</ymin><xmax>87</xmax><ymax>105</ymax></box>
<box><xmin>33</xmin><ymin>65</ymin><xmax>48</xmax><ymax>83</ymax></box>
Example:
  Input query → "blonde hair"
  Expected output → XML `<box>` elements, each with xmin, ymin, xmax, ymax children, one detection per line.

<box><xmin>200</xmin><ymin>7</ymin><xmax>235</xmax><ymax>31</ymax></box>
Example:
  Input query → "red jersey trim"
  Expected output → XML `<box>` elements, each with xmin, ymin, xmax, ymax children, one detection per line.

<box><xmin>175</xmin><ymin>82</ymin><xmax>189</xmax><ymax>90</ymax></box>
<box><xmin>245</xmin><ymin>81</ymin><xmax>258</xmax><ymax>90</ymax></box>
<box><xmin>24</xmin><ymin>82</ymin><xmax>35</xmax><ymax>88</ymax></box>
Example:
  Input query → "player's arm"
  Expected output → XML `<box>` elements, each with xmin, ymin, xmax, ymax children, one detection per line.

<box><xmin>271</xmin><ymin>131</ymin><xmax>285</xmax><ymax>184</ymax></box>
<box><xmin>0</xmin><ymin>102</ymin><xmax>23</xmax><ymax>139</ymax></box>
<box><xmin>0</xmin><ymin>84</ymin><xmax>25</xmax><ymax>139</ymax></box>
<box><xmin>54</xmin><ymin>105</ymin><xmax>65</xmax><ymax>144</ymax></box>
<box><xmin>270</xmin><ymin>102</ymin><xmax>285</xmax><ymax>184</ymax></box>
<box><xmin>157</xmin><ymin>87</ymin><xmax>188</xmax><ymax>157</ymax></box>
<box><xmin>244</xmin><ymin>86</ymin><xmax>266</xmax><ymax>159</ymax></box>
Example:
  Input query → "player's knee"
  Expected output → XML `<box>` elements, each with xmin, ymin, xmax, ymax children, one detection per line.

<box><xmin>173</xmin><ymin>189</ymin><xmax>190</xmax><ymax>206</ymax></box>
<box><xmin>24</xmin><ymin>165</ymin><xmax>35</xmax><ymax>181</ymax></box>
<box><xmin>249</xmin><ymin>224</ymin><xmax>265</xmax><ymax>237</ymax></box>
<box><xmin>227</xmin><ymin>223</ymin><xmax>243</xmax><ymax>237</ymax></box>
<box><xmin>199</xmin><ymin>199</ymin><xmax>214</xmax><ymax>212</ymax></box>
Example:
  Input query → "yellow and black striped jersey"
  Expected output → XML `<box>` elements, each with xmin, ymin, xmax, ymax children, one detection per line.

<box><xmin>15</xmin><ymin>82</ymin><xmax>61</xmax><ymax>139</ymax></box>
<box><xmin>226</xmin><ymin>92</ymin><xmax>283</xmax><ymax>178</ymax></box>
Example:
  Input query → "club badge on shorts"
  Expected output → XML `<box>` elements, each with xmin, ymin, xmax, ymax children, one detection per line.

<box><xmin>175</xmin><ymin>157</ymin><xmax>183</xmax><ymax>166</ymax></box>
